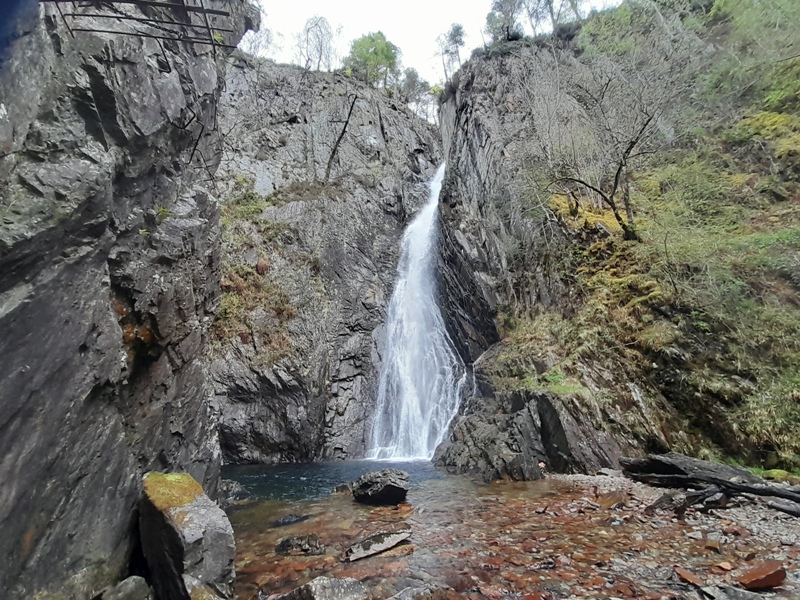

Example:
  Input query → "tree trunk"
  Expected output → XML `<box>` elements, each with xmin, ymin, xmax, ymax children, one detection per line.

<box><xmin>568</xmin><ymin>0</ymin><xmax>581</xmax><ymax>20</ymax></box>
<box><xmin>622</xmin><ymin>168</ymin><xmax>635</xmax><ymax>228</ymax></box>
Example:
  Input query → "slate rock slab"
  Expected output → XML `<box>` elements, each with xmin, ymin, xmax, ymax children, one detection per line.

<box><xmin>352</xmin><ymin>469</ymin><xmax>409</xmax><ymax>505</ymax></box>
<box><xmin>274</xmin><ymin>576</ymin><xmax>368</xmax><ymax>600</ymax></box>
<box><xmin>345</xmin><ymin>528</ymin><xmax>412</xmax><ymax>562</ymax></box>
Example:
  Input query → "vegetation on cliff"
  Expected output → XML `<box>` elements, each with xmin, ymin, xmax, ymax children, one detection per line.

<box><xmin>481</xmin><ymin>0</ymin><xmax>800</xmax><ymax>469</ymax></box>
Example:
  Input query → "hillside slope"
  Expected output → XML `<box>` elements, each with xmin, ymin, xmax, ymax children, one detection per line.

<box><xmin>435</xmin><ymin>0</ymin><xmax>800</xmax><ymax>479</ymax></box>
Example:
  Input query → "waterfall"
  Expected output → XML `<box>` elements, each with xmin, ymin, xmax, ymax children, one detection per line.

<box><xmin>367</xmin><ymin>164</ymin><xmax>466</xmax><ymax>460</ymax></box>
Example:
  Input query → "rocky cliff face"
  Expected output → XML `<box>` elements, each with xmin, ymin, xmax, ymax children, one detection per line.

<box><xmin>209</xmin><ymin>57</ymin><xmax>441</xmax><ymax>464</ymax></box>
<box><xmin>0</xmin><ymin>3</ymin><xmax>253</xmax><ymax>597</ymax></box>
<box><xmin>434</xmin><ymin>45</ymin><xmax>679</xmax><ymax>480</ymax></box>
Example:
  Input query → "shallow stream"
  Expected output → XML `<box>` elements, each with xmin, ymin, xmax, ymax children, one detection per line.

<box><xmin>221</xmin><ymin>462</ymin><xmax>800</xmax><ymax>600</ymax></box>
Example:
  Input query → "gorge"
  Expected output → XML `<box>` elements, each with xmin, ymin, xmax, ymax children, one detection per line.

<box><xmin>1</xmin><ymin>0</ymin><xmax>799</xmax><ymax>598</ymax></box>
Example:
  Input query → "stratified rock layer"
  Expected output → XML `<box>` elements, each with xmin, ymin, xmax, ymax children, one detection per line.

<box><xmin>0</xmin><ymin>3</ymin><xmax>252</xmax><ymax>597</ymax></box>
<box><xmin>434</xmin><ymin>45</ymin><xmax>684</xmax><ymax>480</ymax></box>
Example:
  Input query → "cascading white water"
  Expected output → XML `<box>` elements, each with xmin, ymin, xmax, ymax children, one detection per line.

<box><xmin>367</xmin><ymin>164</ymin><xmax>466</xmax><ymax>460</ymax></box>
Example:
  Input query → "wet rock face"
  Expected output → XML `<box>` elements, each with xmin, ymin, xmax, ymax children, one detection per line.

<box><xmin>434</xmin><ymin>389</ymin><xmax>623</xmax><ymax>482</ymax></box>
<box><xmin>210</xmin><ymin>57</ymin><xmax>441</xmax><ymax>463</ymax></box>
<box><xmin>352</xmin><ymin>469</ymin><xmax>410</xmax><ymax>505</ymax></box>
<box><xmin>0</xmin><ymin>4</ymin><xmax>252</xmax><ymax>598</ymax></box>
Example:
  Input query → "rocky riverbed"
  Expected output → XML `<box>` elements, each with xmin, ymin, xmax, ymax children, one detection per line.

<box><xmin>227</xmin><ymin>470</ymin><xmax>799</xmax><ymax>600</ymax></box>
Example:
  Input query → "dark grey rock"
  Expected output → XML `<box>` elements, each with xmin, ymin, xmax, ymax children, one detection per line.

<box><xmin>273</xmin><ymin>576</ymin><xmax>368</xmax><ymax>600</ymax></box>
<box><xmin>277</xmin><ymin>535</ymin><xmax>326</xmax><ymax>556</ymax></box>
<box><xmin>275</xmin><ymin>514</ymin><xmax>312</xmax><ymax>527</ymax></box>
<box><xmin>344</xmin><ymin>529</ymin><xmax>412</xmax><ymax>562</ymax></box>
<box><xmin>0</xmin><ymin>3</ymin><xmax>254</xmax><ymax>598</ymax></box>
<box><xmin>352</xmin><ymin>469</ymin><xmax>410</xmax><ymax>505</ymax></box>
<box><xmin>100</xmin><ymin>576</ymin><xmax>154</xmax><ymax>600</ymax></box>
<box><xmin>434</xmin><ymin>389</ymin><xmax>621</xmax><ymax>482</ymax></box>
<box><xmin>217</xmin><ymin>479</ymin><xmax>251</xmax><ymax>509</ymax></box>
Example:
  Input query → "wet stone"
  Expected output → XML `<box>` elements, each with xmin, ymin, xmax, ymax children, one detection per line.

<box><xmin>277</xmin><ymin>535</ymin><xmax>326</xmax><ymax>556</ymax></box>
<box><xmin>276</xmin><ymin>514</ymin><xmax>312</xmax><ymax>527</ymax></box>
<box><xmin>352</xmin><ymin>469</ymin><xmax>410</xmax><ymax>505</ymax></box>
<box><xmin>345</xmin><ymin>529</ymin><xmax>412</xmax><ymax>562</ymax></box>
<box><xmin>273</xmin><ymin>576</ymin><xmax>368</xmax><ymax>600</ymax></box>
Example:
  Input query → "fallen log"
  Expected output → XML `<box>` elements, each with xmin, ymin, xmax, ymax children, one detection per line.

<box><xmin>621</xmin><ymin>453</ymin><xmax>800</xmax><ymax>514</ymax></box>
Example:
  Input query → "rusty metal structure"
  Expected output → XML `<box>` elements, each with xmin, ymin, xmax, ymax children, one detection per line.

<box><xmin>38</xmin><ymin>0</ymin><xmax>236</xmax><ymax>50</ymax></box>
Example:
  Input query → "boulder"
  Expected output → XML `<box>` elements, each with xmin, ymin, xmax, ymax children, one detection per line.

<box><xmin>100</xmin><ymin>577</ymin><xmax>153</xmax><ymax>600</ymax></box>
<box><xmin>139</xmin><ymin>472</ymin><xmax>236</xmax><ymax>600</ymax></box>
<box><xmin>344</xmin><ymin>528</ymin><xmax>412</xmax><ymax>561</ymax></box>
<box><xmin>217</xmin><ymin>479</ymin><xmax>251</xmax><ymax>509</ymax></box>
<box><xmin>276</xmin><ymin>535</ymin><xmax>326</xmax><ymax>556</ymax></box>
<box><xmin>352</xmin><ymin>470</ymin><xmax>409</xmax><ymax>505</ymax></box>
<box><xmin>274</xmin><ymin>576</ymin><xmax>368</xmax><ymax>600</ymax></box>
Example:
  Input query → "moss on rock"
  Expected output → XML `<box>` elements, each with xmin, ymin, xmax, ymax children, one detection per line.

<box><xmin>142</xmin><ymin>472</ymin><xmax>203</xmax><ymax>513</ymax></box>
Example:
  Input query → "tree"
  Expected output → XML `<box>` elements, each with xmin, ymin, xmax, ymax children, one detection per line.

<box><xmin>239</xmin><ymin>22</ymin><xmax>274</xmax><ymax>57</ymax></box>
<box><xmin>436</xmin><ymin>23</ymin><xmax>466</xmax><ymax>80</ymax></box>
<box><xmin>344</xmin><ymin>32</ymin><xmax>400</xmax><ymax>87</ymax></box>
<box><xmin>514</xmin><ymin>3</ymin><xmax>702</xmax><ymax>241</ymax></box>
<box><xmin>296</xmin><ymin>16</ymin><xmax>335</xmax><ymax>71</ymax></box>
<box><xmin>522</xmin><ymin>0</ymin><xmax>585</xmax><ymax>34</ymax></box>
<box><xmin>485</xmin><ymin>0</ymin><xmax>524</xmax><ymax>43</ymax></box>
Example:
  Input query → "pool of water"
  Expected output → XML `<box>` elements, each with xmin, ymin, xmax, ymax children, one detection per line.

<box><xmin>222</xmin><ymin>459</ymin><xmax>444</xmax><ymax>502</ymax></box>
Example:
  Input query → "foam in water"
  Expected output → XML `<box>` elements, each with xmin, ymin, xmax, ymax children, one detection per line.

<box><xmin>367</xmin><ymin>164</ymin><xmax>466</xmax><ymax>460</ymax></box>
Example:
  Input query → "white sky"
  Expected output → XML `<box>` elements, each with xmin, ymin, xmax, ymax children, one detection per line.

<box><xmin>256</xmin><ymin>0</ymin><xmax>620</xmax><ymax>84</ymax></box>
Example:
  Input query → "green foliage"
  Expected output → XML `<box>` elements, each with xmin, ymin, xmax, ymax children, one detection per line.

<box><xmin>576</xmin><ymin>3</ymin><xmax>640</xmax><ymax>56</ymax></box>
<box><xmin>344</xmin><ymin>32</ymin><xmax>400</xmax><ymax>86</ymax></box>
<box><xmin>763</xmin><ymin>58</ymin><xmax>800</xmax><ymax>112</ymax></box>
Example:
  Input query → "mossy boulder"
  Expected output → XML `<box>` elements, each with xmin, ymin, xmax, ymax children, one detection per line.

<box><xmin>139</xmin><ymin>473</ymin><xmax>235</xmax><ymax>600</ymax></box>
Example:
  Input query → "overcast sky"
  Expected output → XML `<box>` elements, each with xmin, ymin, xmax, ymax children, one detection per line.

<box><xmin>254</xmin><ymin>0</ymin><xmax>620</xmax><ymax>84</ymax></box>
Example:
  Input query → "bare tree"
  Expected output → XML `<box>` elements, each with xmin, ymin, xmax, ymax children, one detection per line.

<box><xmin>522</xmin><ymin>0</ymin><xmax>585</xmax><ymax>34</ymax></box>
<box><xmin>514</xmin><ymin>6</ymin><xmax>703</xmax><ymax>240</ymax></box>
<box><xmin>296</xmin><ymin>16</ymin><xmax>335</xmax><ymax>72</ymax></box>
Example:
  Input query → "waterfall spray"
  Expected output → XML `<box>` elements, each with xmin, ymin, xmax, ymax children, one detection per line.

<box><xmin>367</xmin><ymin>164</ymin><xmax>466</xmax><ymax>460</ymax></box>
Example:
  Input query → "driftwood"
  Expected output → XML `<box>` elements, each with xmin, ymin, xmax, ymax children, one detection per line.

<box><xmin>622</xmin><ymin>453</ymin><xmax>800</xmax><ymax>516</ymax></box>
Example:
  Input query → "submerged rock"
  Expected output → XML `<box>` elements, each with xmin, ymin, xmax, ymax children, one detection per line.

<box><xmin>387</xmin><ymin>585</ymin><xmax>457</xmax><ymax>600</ymax></box>
<box><xmin>275</xmin><ymin>514</ymin><xmax>312</xmax><ymax>527</ymax></box>
<box><xmin>276</xmin><ymin>535</ymin><xmax>326</xmax><ymax>556</ymax></box>
<box><xmin>139</xmin><ymin>472</ymin><xmax>236</xmax><ymax>600</ymax></box>
<box><xmin>344</xmin><ymin>528</ymin><xmax>412</xmax><ymax>562</ymax></box>
<box><xmin>273</xmin><ymin>576</ymin><xmax>368</xmax><ymax>600</ymax></box>
<box><xmin>352</xmin><ymin>470</ymin><xmax>410</xmax><ymax>505</ymax></box>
